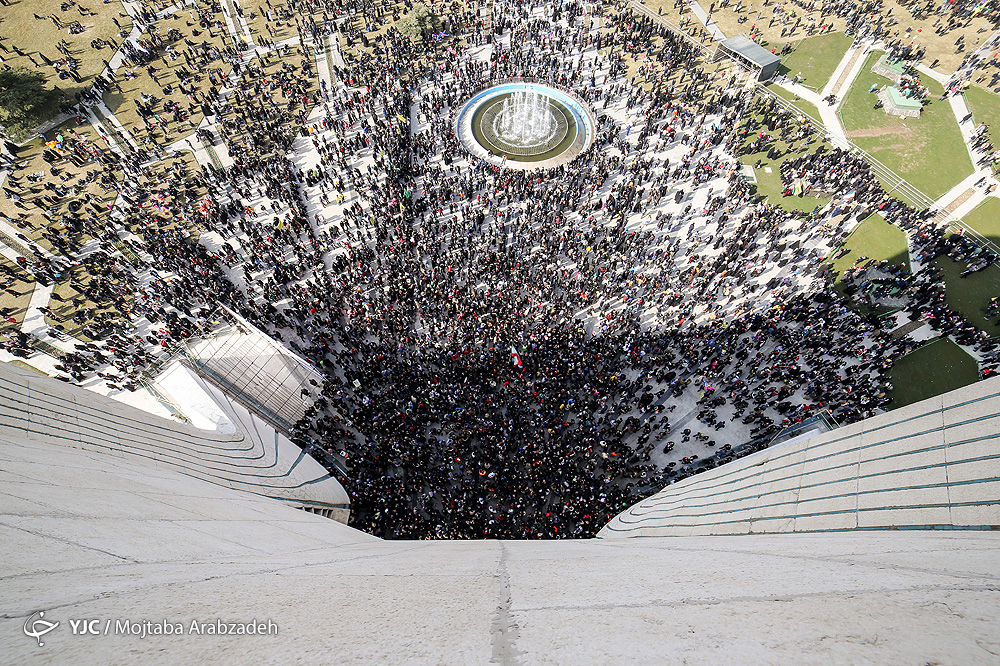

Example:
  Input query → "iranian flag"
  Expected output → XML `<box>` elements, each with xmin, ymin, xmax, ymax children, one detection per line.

<box><xmin>510</xmin><ymin>345</ymin><xmax>523</xmax><ymax>369</ymax></box>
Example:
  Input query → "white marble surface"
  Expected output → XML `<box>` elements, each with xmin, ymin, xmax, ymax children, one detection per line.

<box><xmin>601</xmin><ymin>375</ymin><xmax>1000</xmax><ymax>537</ymax></box>
<box><xmin>0</xmin><ymin>360</ymin><xmax>349</xmax><ymax>512</ymax></box>
<box><xmin>1</xmin><ymin>428</ymin><xmax>999</xmax><ymax>665</ymax></box>
<box><xmin>157</xmin><ymin>361</ymin><xmax>236</xmax><ymax>433</ymax></box>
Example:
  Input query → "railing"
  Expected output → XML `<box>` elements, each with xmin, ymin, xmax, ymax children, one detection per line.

<box><xmin>142</xmin><ymin>332</ymin><xmax>307</xmax><ymax>436</ymax></box>
<box><xmin>765</xmin><ymin>411</ymin><xmax>838</xmax><ymax>448</ymax></box>
<box><xmin>138</xmin><ymin>304</ymin><xmax>329</xmax><ymax>438</ymax></box>
<box><xmin>303</xmin><ymin>440</ymin><xmax>351</xmax><ymax>478</ymax></box>
<box><xmin>952</xmin><ymin>220</ymin><xmax>1000</xmax><ymax>258</ymax></box>
<box><xmin>181</xmin><ymin>356</ymin><xmax>300</xmax><ymax>434</ymax></box>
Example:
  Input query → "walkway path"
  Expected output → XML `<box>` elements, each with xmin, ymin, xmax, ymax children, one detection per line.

<box><xmin>768</xmin><ymin>37</ymin><xmax>998</xmax><ymax>242</ymax></box>
<box><xmin>0</xmin><ymin>220</ymin><xmax>57</xmax><ymax>261</ymax></box>
<box><xmin>934</xmin><ymin>171</ymin><xmax>989</xmax><ymax>218</ymax></box>
<box><xmin>19</xmin><ymin>282</ymin><xmax>54</xmax><ymax>337</ymax></box>
<box><xmin>84</xmin><ymin>107</ymin><xmax>130</xmax><ymax>159</ymax></box>
<box><xmin>95</xmin><ymin>102</ymin><xmax>141</xmax><ymax>152</ymax></box>
<box><xmin>687</xmin><ymin>0</ymin><xmax>725</xmax><ymax>41</ymax></box>
<box><xmin>0</xmin><ymin>240</ymin><xmax>27</xmax><ymax>264</ymax></box>
<box><xmin>910</xmin><ymin>62</ymin><xmax>999</xmax><ymax>224</ymax></box>
<box><xmin>823</xmin><ymin>43</ymin><xmax>864</xmax><ymax>98</ymax></box>
<box><xmin>227</xmin><ymin>0</ymin><xmax>257</xmax><ymax>45</ymax></box>
<box><xmin>217</xmin><ymin>0</ymin><xmax>244</xmax><ymax>42</ymax></box>
<box><xmin>771</xmin><ymin>78</ymin><xmax>849</xmax><ymax>147</ymax></box>
<box><xmin>314</xmin><ymin>34</ymin><xmax>336</xmax><ymax>95</ymax></box>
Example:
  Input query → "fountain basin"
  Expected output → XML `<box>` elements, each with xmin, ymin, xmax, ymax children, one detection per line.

<box><xmin>454</xmin><ymin>82</ymin><xmax>596</xmax><ymax>170</ymax></box>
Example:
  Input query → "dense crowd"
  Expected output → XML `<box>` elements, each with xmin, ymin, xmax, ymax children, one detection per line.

<box><xmin>0</xmin><ymin>0</ymin><xmax>996</xmax><ymax>540</ymax></box>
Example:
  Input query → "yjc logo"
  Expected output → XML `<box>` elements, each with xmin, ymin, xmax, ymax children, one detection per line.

<box><xmin>23</xmin><ymin>611</ymin><xmax>59</xmax><ymax>647</ymax></box>
<box><xmin>68</xmin><ymin>619</ymin><xmax>102</xmax><ymax>635</ymax></box>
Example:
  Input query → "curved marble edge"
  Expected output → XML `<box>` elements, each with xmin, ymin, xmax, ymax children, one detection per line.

<box><xmin>0</xmin><ymin>360</ymin><xmax>350</xmax><ymax>516</ymax></box>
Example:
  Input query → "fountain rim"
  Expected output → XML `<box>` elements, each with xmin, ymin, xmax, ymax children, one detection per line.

<box><xmin>453</xmin><ymin>80</ymin><xmax>597</xmax><ymax>171</ymax></box>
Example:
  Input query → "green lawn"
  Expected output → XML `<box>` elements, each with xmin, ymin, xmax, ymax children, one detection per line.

<box><xmin>738</xmin><ymin>100</ymin><xmax>832</xmax><ymax>214</ymax></box>
<box><xmin>827</xmin><ymin>214</ymin><xmax>910</xmax><ymax>286</ymax></box>
<box><xmin>963</xmin><ymin>85</ymin><xmax>1000</xmax><ymax>173</ymax></box>
<box><xmin>889</xmin><ymin>338</ymin><xmax>980</xmax><ymax>409</ymax></box>
<box><xmin>0</xmin><ymin>0</ymin><xmax>133</xmax><ymax>137</ymax></box>
<box><xmin>763</xmin><ymin>82</ymin><xmax>823</xmax><ymax>122</ymax></box>
<box><xmin>777</xmin><ymin>32</ymin><xmax>854</xmax><ymax>91</ymax></box>
<box><xmin>934</xmin><ymin>254</ymin><xmax>1000</xmax><ymax>334</ymax></box>
<box><xmin>744</xmin><ymin>161</ymin><xmax>831</xmax><ymax>213</ymax></box>
<box><xmin>840</xmin><ymin>52</ymin><xmax>973</xmax><ymax>199</ymax></box>
<box><xmin>960</xmin><ymin>196</ymin><xmax>1000</xmax><ymax>246</ymax></box>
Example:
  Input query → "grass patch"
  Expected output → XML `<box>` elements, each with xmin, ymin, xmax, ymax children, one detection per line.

<box><xmin>0</xmin><ymin>117</ymin><xmax>120</xmax><ymax>255</ymax></box>
<box><xmin>960</xmin><ymin>196</ymin><xmax>1000</xmax><ymax>246</ymax></box>
<box><xmin>625</xmin><ymin>0</ymin><xmax>690</xmax><ymax>29</ymax></box>
<box><xmin>702</xmin><ymin>1</ymin><xmax>848</xmax><ymax>49</ymax></box>
<box><xmin>827</xmin><ymin>214</ymin><xmax>910</xmax><ymax>285</ymax></box>
<box><xmin>934</xmin><ymin>254</ymin><xmax>1000</xmax><ymax>334</ymax></box>
<box><xmin>118</xmin><ymin>150</ymin><xmax>208</xmax><ymax>240</ymax></box>
<box><xmin>700</xmin><ymin>0</ymin><xmax>990</xmax><ymax>73</ymax></box>
<box><xmin>102</xmin><ymin>0</ymin><xmax>237</xmax><ymax>146</ymax></box>
<box><xmin>744</xmin><ymin>160</ymin><xmax>831</xmax><ymax>213</ymax></box>
<box><xmin>889</xmin><ymin>338</ymin><xmax>980</xmax><ymax>409</ymax></box>
<box><xmin>763</xmin><ymin>82</ymin><xmax>823</xmax><ymax>122</ymax></box>
<box><xmin>964</xmin><ymin>85</ymin><xmax>1000</xmax><ymax>175</ymax></box>
<box><xmin>0</xmin><ymin>0</ymin><xmax>133</xmax><ymax>134</ymax></box>
<box><xmin>45</xmin><ymin>259</ymin><xmax>133</xmax><ymax>343</ymax></box>
<box><xmin>6</xmin><ymin>359</ymin><xmax>46</xmax><ymax>375</ymax></box>
<box><xmin>244</xmin><ymin>0</ymin><xmax>304</xmax><ymax>42</ymax></box>
<box><xmin>777</xmin><ymin>31</ymin><xmax>853</xmax><ymax>91</ymax></box>
<box><xmin>737</xmin><ymin>99</ymin><xmax>831</xmax><ymax>213</ymax></box>
<box><xmin>840</xmin><ymin>51</ymin><xmax>973</xmax><ymax>199</ymax></box>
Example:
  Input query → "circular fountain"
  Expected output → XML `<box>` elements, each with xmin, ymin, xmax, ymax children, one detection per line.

<box><xmin>454</xmin><ymin>82</ymin><xmax>596</xmax><ymax>170</ymax></box>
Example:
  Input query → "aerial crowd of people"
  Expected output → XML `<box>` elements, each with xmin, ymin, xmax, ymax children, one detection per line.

<box><xmin>0</xmin><ymin>0</ymin><xmax>997</xmax><ymax>539</ymax></box>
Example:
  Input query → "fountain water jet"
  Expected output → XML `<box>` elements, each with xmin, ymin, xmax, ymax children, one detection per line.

<box><xmin>457</xmin><ymin>82</ymin><xmax>595</xmax><ymax>168</ymax></box>
<box><xmin>497</xmin><ymin>89</ymin><xmax>555</xmax><ymax>146</ymax></box>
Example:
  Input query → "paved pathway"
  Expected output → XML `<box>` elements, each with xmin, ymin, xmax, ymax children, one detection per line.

<box><xmin>0</xmin><ymin>220</ymin><xmax>56</xmax><ymax>261</ymax></box>
<box><xmin>771</xmin><ymin>78</ymin><xmax>849</xmax><ymax>147</ymax></box>
<box><xmin>19</xmin><ymin>282</ymin><xmax>54</xmax><ymax>337</ymax></box>
<box><xmin>822</xmin><ymin>43</ymin><xmax>863</xmax><ymax>98</ymax></box>
<box><xmin>0</xmin><ymin>241</ymin><xmax>26</xmax><ymax>264</ymax></box>
<box><xmin>84</xmin><ymin>108</ymin><xmax>130</xmax><ymax>159</ymax></box>
<box><xmin>96</xmin><ymin>102</ymin><xmax>141</xmax><ymax>151</ymax></box>
<box><xmin>910</xmin><ymin>63</ymin><xmax>999</xmax><ymax>223</ymax></box>
<box><xmin>217</xmin><ymin>0</ymin><xmax>244</xmax><ymax>42</ymax></box>
<box><xmin>687</xmin><ymin>0</ymin><xmax>725</xmax><ymax>41</ymax></box>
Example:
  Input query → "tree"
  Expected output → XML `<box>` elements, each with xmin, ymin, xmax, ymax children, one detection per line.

<box><xmin>396</xmin><ymin>4</ymin><xmax>442</xmax><ymax>41</ymax></box>
<box><xmin>0</xmin><ymin>67</ymin><xmax>56</xmax><ymax>137</ymax></box>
